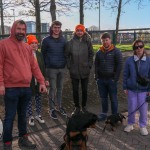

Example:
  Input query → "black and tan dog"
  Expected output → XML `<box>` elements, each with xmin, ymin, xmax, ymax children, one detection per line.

<box><xmin>103</xmin><ymin>113</ymin><xmax>126</xmax><ymax>132</ymax></box>
<box><xmin>59</xmin><ymin>112</ymin><xmax>98</xmax><ymax>150</ymax></box>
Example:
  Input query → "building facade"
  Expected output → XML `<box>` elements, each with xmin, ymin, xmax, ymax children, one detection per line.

<box><xmin>25</xmin><ymin>21</ymin><xmax>36</xmax><ymax>33</ymax></box>
<box><xmin>25</xmin><ymin>21</ymin><xmax>49</xmax><ymax>33</ymax></box>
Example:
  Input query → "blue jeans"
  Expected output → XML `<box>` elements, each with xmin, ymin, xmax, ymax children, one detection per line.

<box><xmin>46</xmin><ymin>68</ymin><xmax>65</xmax><ymax>110</ymax></box>
<box><xmin>3</xmin><ymin>87</ymin><xmax>32</xmax><ymax>143</ymax></box>
<box><xmin>96</xmin><ymin>79</ymin><xmax>118</xmax><ymax>115</ymax></box>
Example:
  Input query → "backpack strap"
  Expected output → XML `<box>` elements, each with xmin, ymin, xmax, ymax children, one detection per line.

<box><xmin>134</xmin><ymin>60</ymin><xmax>139</xmax><ymax>77</ymax></box>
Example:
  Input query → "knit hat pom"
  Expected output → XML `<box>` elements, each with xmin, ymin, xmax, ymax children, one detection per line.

<box><xmin>75</xmin><ymin>24</ymin><xmax>85</xmax><ymax>32</ymax></box>
<box><xmin>26</xmin><ymin>35</ymin><xmax>38</xmax><ymax>45</ymax></box>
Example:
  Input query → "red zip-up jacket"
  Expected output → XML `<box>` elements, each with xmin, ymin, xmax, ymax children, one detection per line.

<box><xmin>0</xmin><ymin>20</ymin><xmax>45</xmax><ymax>88</ymax></box>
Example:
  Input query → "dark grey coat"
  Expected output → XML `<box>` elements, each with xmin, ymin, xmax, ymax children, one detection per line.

<box><xmin>65</xmin><ymin>33</ymin><xmax>94</xmax><ymax>79</ymax></box>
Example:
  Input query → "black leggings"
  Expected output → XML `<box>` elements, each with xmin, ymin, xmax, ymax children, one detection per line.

<box><xmin>71</xmin><ymin>78</ymin><xmax>89</xmax><ymax>108</ymax></box>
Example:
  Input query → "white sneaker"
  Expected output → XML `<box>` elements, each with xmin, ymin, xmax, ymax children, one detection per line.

<box><xmin>35</xmin><ymin>115</ymin><xmax>45</xmax><ymax>124</ymax></box>
<box><xmin>124</xmin><ymin>125</ymin><xmax>134</xmax><ymax>132</ymax></box>
<box><xmin>140</xmin><ymin>127</ymin><xmax>148</xmax><ymax>136</ymax></box>
<box><xmin>29</xmin><ymin>116</ymin><xmax>34</xmax><ymax>126</ymax></box>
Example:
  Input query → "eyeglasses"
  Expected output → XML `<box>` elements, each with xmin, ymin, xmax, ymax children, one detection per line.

<box><xmin>134</xmin><ymin>45</ymin><xmax>144</xmax><ymax>49</ymax></box>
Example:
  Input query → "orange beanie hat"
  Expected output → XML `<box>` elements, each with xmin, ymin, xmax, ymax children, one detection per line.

<box><xmin>26</xmin><ymin>34</ymin><xmax>38</xmax><ymax>45</ymax></box>
<box><xmin>75</xmin><ymin>24</ymin><xmax>85</xmax><ymax>32</ymax></box>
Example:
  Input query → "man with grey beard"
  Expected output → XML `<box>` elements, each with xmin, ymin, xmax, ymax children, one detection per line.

<box><xmin>0</xmin><ymin>20</ymin><xmax>47</xmax><ymax>150</ymax></box>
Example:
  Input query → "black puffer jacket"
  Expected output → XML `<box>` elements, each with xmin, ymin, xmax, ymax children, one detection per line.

<box><xmin>41</xmin><ymin>35</ymin><xmax>66</xmax><ymax>69</ymax></box>
<box><xmin>65</xmin><ymin>32</ymin><xmax>94</xmax><ymax>79</ymax></box>
<box><xmin>95</xmin><ymin>45</ymin><xmax>123</xmax><ymax>81</ymax></box>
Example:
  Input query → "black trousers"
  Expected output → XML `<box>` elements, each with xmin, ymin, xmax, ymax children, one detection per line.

<box><xmin>71</xmin><ymin>78</ymin><xmax>88</xmax><ymax>108</ymax></box>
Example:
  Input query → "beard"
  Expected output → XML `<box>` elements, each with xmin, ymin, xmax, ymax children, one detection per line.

<box><xmin>15</xmin><ymin>33</ymin><xmax>25</xmax><ymax>41</ymax></box>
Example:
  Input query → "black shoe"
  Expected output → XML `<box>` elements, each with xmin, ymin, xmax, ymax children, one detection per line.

<box><xmin>55</xmin><ymin>107</ymin><xmax>67</xmax><ymax>116</ymax></box>
<box><xmin>3</xmin><ymin>142</ymin><xmax>12</xmax><ymax>150</ymax></box>
<box><xmin>50</xmin><ymin>109</ymin><xmax>58</xmax><ymax>119</ymax></box>
<box><xmin>98</xmin><ymin>114</ymin><xmax>107</xmax><ymax>121</ymax></box>
<box><xmin>71</xmin><ymin>107</ymin><xmax>80</xmax><ymax>116</ymax></box>
<box><xmin>18</xmin><ymin>135</ymin><xmax>36</xmax><ymax>149</ymax></box>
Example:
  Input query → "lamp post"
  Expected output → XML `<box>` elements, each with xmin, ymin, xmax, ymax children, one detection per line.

<box><xmin>99</xmin><ymin>0</ymin><xmax>100</xmax><ymax>31</ymax></box>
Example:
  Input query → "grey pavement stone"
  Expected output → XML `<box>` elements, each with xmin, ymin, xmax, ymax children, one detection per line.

<box><xmin>1</xmin><ymin>52</ymin><xmax>150</xmax><ymax>149</ymax></box>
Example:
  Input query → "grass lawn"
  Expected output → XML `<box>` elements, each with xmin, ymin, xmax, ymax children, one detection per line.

<box><xmin>93</xmin><ymin>44</ymin><xmax>150</xmax><ymax>53</ymax></box>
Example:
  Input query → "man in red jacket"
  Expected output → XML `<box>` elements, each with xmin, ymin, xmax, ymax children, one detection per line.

<box><xmin>0</xmin><ymin>20</ymin><xmax>47</xmax><ymax>150</ymax></box>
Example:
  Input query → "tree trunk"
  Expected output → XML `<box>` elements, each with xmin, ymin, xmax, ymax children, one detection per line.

<box><xmin>35</xmin><ymin>0</ymin><xmax>41</xmax><ymax>44</ymax></box>
<box><xmin>80</xmin><ymin>0</ymin><xmax>84</xmax><ymax>24</ymax></box>
<box><xmin>0</xmin><ymin>0</ymin><xmax>5</xmax><ymax>35</ymax></box>
<box><xmin>50</xmin><ymin>0</ymin><xmax>56</xmax><ymax>22</ymax></box>
<box><xmin>115</xmin><ymin>0</ymin><xmax>122</xmax><ymax>44</ymax></box>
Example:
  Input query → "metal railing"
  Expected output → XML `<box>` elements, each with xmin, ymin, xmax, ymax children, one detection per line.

<box><xmin>1</xmin><ymin>28</ymin><xmax>150</xmax><ymax>45</ymax></box>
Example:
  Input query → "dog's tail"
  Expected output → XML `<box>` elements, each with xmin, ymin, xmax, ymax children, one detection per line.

<box><xmin>59</xmin><ymin>142</ymin><xmax>66</xmax><ymax>150</ymax></box>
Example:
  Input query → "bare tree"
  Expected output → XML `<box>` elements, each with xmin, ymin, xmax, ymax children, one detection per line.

<box><xmin>0</xmin><ymin>0</ymin><xmax>4</xmax><ymax>34</ymax></box>
<box><xmin>79</xmin><ymin>0</ymin><xmax>99</xmax><ymax>25</ymax></box>
<box><xmin>44</xmin><ymin>0</ymin><xmax>97</xmax><ymax>25</ymax></box>
<box><xmin>4</xmin><ymin>0</ymin><xmax>97</xmax><ymax>33</ymax></box>
<box><xmin>116</xmin><ymin>0</ymin><xmax>122</xmax><ymax>42</ymax></box>
<box><xmin>0</xmin><ymin>0</ymin><xmax>16</xmax><ymax>35</ymax></box>
<box><xmin>12</xmin><ymin>0</ymin><xmax>41</xmax><ymax>41</ymax></box>
<box><xmin>50</xmin><ymin>0</ymin><xmax>56</xmax><ymax>21</ymax></box>
<box><xmin>103</xmin><ymin>0</ymin><xmax>132</xmax><ymax>43</ymax></box>
<box><xmin>35</xmin><ymin>0</ymin><xmax>41</xmax><ymax>42</ymax></box>
<box><xmin>135</xmin><ymin>0</ymin><xmax>150</xmax><ymax>9</ymax></box>
<box><xmin>17</xmin><ymin>0</ymin><xmax>77</xmax><ymax>25</ymax></box>
<box><xmin>103</xmin><ymin>0</ymin><xmax>150</xmax><ymax>43</ymax></box>
<box><xmin>80</xmin><ymin>0</ymin><xmax>84</xmax><ymax>24</ymax></box>
<box><xmin>47</xmin><ymin>0</ymin><xmax>77</xmax><ymax>22</ymax></box>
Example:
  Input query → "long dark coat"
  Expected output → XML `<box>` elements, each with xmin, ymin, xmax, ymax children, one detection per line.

<box><xmin>65</xmin><ymin>32</ymin><xmax>94</xmax><ymax>79</ymax></box>
<box><xmin>30</xmin><ymin>50</ymin><xmax>46</xmax><ymax>95</ymax></box>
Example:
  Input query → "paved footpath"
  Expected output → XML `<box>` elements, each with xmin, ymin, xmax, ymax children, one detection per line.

<box><xmin>1</xmin><ymin>104</ymin><xmax>150</xmax><ymax>150</ymax></box>
<box><xmin>1</xmin><ymin>51</ymin><xmax>150</xmax><ymax>150</ymax></box>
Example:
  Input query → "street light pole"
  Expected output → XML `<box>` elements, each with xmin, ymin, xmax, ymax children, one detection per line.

<box><xmin>99</xmin><ymin>0</ymin><xmax>100</xmax><ymax>31</ymax></box>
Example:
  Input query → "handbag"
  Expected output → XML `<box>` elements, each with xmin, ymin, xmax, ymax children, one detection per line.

<box><xmin>134</xmin><ymin>61</ymin><xmax>149</xmax><ymax>86</ymax></box>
